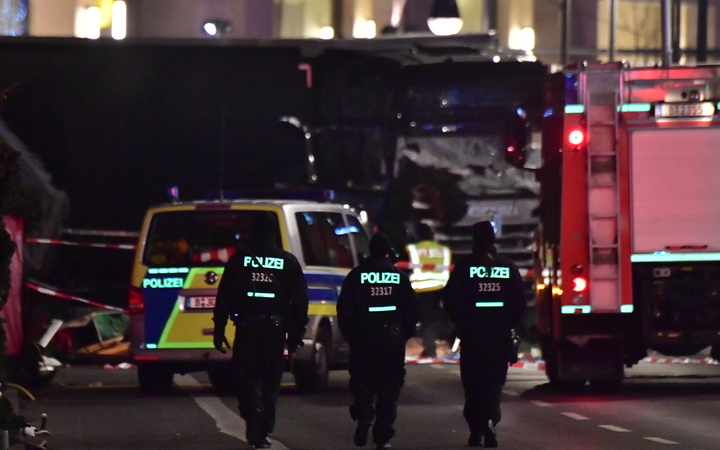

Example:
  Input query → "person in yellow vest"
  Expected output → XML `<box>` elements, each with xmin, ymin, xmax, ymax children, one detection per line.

<box><xmin>405</xmin><ymin>223</ymin><xmax>452</xmax><ymax>358</ymax></box>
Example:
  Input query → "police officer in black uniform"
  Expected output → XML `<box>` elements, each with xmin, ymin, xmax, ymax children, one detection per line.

<box><xmin>337</xmin><ymin>232</ymin><xmax>419</xmax><ymax>449</ymax></box>
<box><xmin>443</xmin><ymin>221</ymin><xmax>526</xmax><ymax>448</ymax></box>
<box><xmin>213</xmin><ymin>212</ymin><xmax>309</xmax><ymax>449</ymax></box>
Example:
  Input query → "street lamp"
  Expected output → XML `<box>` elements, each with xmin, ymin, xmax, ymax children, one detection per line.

<box><xmin>427</xmin><ymin>0</ymin><xmax>463</xmax><ymax>36</ymax></box>
<box><xmin>202</xmin><ymin>19</ymin><xmax>232</xmax><ymax>37</ymax></box>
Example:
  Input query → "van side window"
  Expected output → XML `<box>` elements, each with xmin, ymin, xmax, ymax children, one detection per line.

<box><xmin>144</xmin><ymin>210</ymin><xmax>280</xmax><ymax>266</ymax></box>
<box><xmin>296</xmin><ymin>212</ymin><xmax>353</xmax><ymax>268</ymax></box>
<box><xmin>346</xmin><ymin>215</ymin><xmax>370</xmax><ymax>262</ymax></box>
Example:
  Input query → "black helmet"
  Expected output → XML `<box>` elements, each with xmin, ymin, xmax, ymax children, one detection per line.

<box><xmin>472</xmin><ymin>221</ymin><xmax>496</xmax><ymax>247</ymax></box>
<box><xmin>369</xmin><ymin>232</ymin><xmax>394</xmax><ymax>257</ymax></box>
<box><xmin>252</xmin><ymin>212</ymin><xmax>278</xmax><ymax>241</ymax></box>
<box><xmin>416</xmin><ymin>223</ymin><xmax>434</xmax><ymax>241</ymax></box>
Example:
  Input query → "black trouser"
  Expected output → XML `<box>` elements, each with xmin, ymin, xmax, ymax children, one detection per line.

<box><xmin>458</xmin><ymin>336</ymin><xmax>511</xmax><ymax>433</ymax></box>
<box><xmin>417</xmin><ymin>290</ymin><xmax>441</xmax><ymax>356</ymax></box>
<box><xmin>233</xmin><ymin>319</ymin><xmax>286</xmax><ymax>445</ymax></box>
<box><xmin>348</xmin><ymin>333</ymin><xmax>406</xmax><ymax>445</ymax></box>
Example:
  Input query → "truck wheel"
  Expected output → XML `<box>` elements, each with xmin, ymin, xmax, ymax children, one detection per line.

<box><xmin>711</xmin><ymin>345</ymin><xmax>720</xmax><ymax>361</ymax></box>
<box><xmin>543</xmin><ymin>342</ymin><xmax>586</xmax><ymax>390</ymax></box>
<box><xmin>208</xmin><ymin>363</ymin><xmax>237</xmax><ymax>395</ymax></box>
<box><xmin>542</xmin><ymin>341</ymin><xmax>561</xmax><ymax>384</ymax></box>
<box><xmin>292</xmin><ymin>340</ymin><xmax>329</xmax><ymax>393</ymax></box>
<box><xmin>137</xmin><ymin>364</ymin><xmax>173</xmax><ymax>395</ymax></box>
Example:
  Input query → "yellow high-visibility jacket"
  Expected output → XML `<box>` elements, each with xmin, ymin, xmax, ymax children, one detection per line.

<box><xmin>405</xmin><ymin>240</ymin><xmax>452</xmax><ymax>293</ymax></box>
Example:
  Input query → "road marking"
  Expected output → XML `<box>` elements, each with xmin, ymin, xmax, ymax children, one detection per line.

<box><xmin>502</xmin><ymin>389</ymin><xmax>519</xmax><ymax>396</ymax></box>
<box><xmin>176</xmin><ymin>375</ymin><xmax>289</xmax><ymax>450</ymax></box>
<box><xmin>561</xmin><ymin>412</ymin><xmax>589</xmax><ymax>420</ymax></box>
<box><xmin>530</xmin><ymin>400</ymin><xmax>552</xmax><ymax>407</ymax></box>
<box><xmin>643</xmin><ymin>437</ymin><xmax>680</xmax><ymax>445</ymax></box>
<box><xmin>599</xmin><ymin>425</ymin><xmax>631</xmax><ymax>433</ymax></box>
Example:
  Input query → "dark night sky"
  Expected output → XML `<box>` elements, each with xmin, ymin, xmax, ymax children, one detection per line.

<box><xmin>0</xmin><ymin>37</ymin><xmax>311</xmax><ymax>231</ymax></box>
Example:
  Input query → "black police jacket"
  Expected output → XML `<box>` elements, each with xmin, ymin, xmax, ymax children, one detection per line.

<box><xmin>213</xmin><ymin>240</ymin><xmax>309</xmax><ymax>343</ymax></box>
<box><xmin>337</xmin><ymin>255</ymin><xmax>419</xmax><ymax>346</ymax></box>
<box><xmin>442</xmin><ymin>250</ymin><xmax>526</xmax><ymax>342</ymax></box>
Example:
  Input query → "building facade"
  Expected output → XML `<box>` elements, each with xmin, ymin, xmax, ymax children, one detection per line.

<box><xmin>14</xmin><ymin>0</ymin><xmax>720</xmax><ymax>66</ymax></box>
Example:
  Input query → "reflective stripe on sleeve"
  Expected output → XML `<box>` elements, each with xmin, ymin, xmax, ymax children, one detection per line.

<box><xmin>368</xmin><ymin>305</ymin><xmax>397</xmax><ymax>312</ymax></box>
<box><xmin>475</xmin><ymin>301</ymin><xmax>504</xmax><ymax>307</ymax></box>
<box><xmin>247</xmin><ymin>292</ymin><xmax>276</xmax><ymax>298</ymax></box>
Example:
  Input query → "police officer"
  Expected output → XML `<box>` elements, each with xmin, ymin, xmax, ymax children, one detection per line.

<box><xmin>213</xmin><ymin>212</ymin><xmax>309</xmax><ymax>449</ymax></box>
<box><xmin>442</xmin><ymin>221</ymin><xmax>526</xmax><ymax>448</ymax></box>
<box><xmin>404</xmin><ymin>223</ymin><xmax>452</xmax><ymax>357</ymax></box>
<box><xmin>337</xmin><ymin>232</ymin><xmax>419</xmax><ymax>449</ymax></box>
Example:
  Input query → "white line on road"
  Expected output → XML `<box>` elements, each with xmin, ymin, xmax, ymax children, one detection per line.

<box><xmin>561</xmin><ymin>412</ymin><xmax>590</xmax><ymax>420</ymax></box>
<box><xmin>176</xmin><ymin>375</ymin><xmax>289</xmax><ymax>450</ymax></box>
<box><xmin>598</xmin><ymin>425</ymin><xmax>631</xmax><ymax>433</ymax></box>
<box><xmin>530</xmin><ymin>400</ymin><xmax>552</xmax><ymax>407</ymax></box>
<box><xmin>502</xmin><ymin>389</ymin><xmax>520</xmax><ymax>396</ymax></box>
<box><xmin>643</xmin><ymin>437</ymin><xmax>680</xmax><ymax>445</ymax></box>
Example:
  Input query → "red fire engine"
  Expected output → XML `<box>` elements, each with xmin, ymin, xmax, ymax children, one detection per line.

<box><xmin>536</xmin><ymin>62</ymin><xmax>720</xmax><ymax>386</ymax></box>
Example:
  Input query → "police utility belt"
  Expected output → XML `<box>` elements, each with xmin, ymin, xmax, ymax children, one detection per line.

<box><xmin>233</xmin><ymin>313</ymin><xmax>283</xmax><ymax>328</ymax></box>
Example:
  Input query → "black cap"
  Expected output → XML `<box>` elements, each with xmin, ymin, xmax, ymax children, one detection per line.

<box><xmin>252</xmin><ymin>212</ymin><xmax>278</xmax><ymax>239</ymax></box>
<box><xmin>417</xmin><ymin>223</ymin><xmax>434</xmax><ymax>241</ymax></box>
<box><xmin>369</xmin><ymin>232</ymin><xmax>394</xmax><ymax>257</ymax></box>
<box><xmin>472</xmin><ymin>221</ymin><xmax>496</xmax><ymax>247</ymax></box>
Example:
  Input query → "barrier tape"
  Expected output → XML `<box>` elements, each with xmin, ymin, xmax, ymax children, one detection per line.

<box><xmin>395</xmin><ymin>261</ymin><xmax>453</xmax><ymax>271</ymax></box>
<box><xmin>395</xmin><ymin>261</ymin><xmax>533</xmax><ymax>278</ymax></box>
<box><xmin>193</xmin><ymin>247</ymin><xmax>234</xmax><ymax>263</ymax></box>
<box><xmin>642</xmin><ymin>356</ymin><xmax>719</xmax><ymax>365</ymax></box>
<box><xmin>61</xmin><ymin>228</ymin><xmax>139</xmax><ymax>238</ymax></box>
<box><xmin>26</xmin><ymin>281</ymin><xmax>127</xmax><ymax>313</ymax></box>
<box><xmin>25</xmin><ymin>238</ymin><xmax>137</xmax><ymax>250</ymax></box>
<box><xmin>25</xmin><ymin>237</ymin><xmax>534</xmax><ymax>277</ymax></box>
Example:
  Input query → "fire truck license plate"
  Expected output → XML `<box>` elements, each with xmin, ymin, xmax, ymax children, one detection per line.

<box><xmin>657</xmin><ymin>102</ymin><xmax>715</xmax><ymax>118</ymax></box>
<box><xmin>188</xmin><ymin>296</ymin><xmax>216</xmax><ymax>309</ymax></box>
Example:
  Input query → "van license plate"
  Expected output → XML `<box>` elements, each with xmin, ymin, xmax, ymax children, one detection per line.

<box><xmin>187</xmin><ymin>296</ymin><xmax>216</xmax><ymax>309</ymax></box>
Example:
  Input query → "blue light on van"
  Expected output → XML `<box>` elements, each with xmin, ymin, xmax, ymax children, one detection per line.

<box><xmin>335</xmin><ymin>225</ymin><xmax>359</xmax><ymax>236</ymax></box>
<box><xmin>146</xmin><ymin>343</ymin><xmax>158</xmax><ymax>349</ymax></box>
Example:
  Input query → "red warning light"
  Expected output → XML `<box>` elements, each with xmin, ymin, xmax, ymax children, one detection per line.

<box><xmin>572</xmin><ymin>277</ymin><xmax>587</xmax><ymax>292</ymax></box>
<box><xmin>568</xmin><ymin>129</ymin><xmax>585</xmax><ymax>146</ymax></box>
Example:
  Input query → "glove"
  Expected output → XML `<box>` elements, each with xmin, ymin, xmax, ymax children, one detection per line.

<box><xmin>213</xmin><ymin>330</ymin><xmax>230</xmax><ymax>354</ymax></box>
<box><xmin>287</xmin><ymin>336</ymin><xmax>304</xmax><ymax>353</ymax></box>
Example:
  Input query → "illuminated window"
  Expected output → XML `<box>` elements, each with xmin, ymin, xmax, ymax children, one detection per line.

<box><xmin>111</xmin><ymin>1</ymin><xmax>126</xmax><ymax>40</ymax></box>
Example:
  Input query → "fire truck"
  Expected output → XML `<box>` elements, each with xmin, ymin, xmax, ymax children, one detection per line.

<box><xmin>536</xmin><ymin>62</ymin><xmax>720</xmax><ymax>386</ymax></box>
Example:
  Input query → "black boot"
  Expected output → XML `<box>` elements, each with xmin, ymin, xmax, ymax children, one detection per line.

<box><xmin>253</xmin><ymin>437</ymin><xmax>271</xmax><ymax>449</ymax></box>
<box><xmin>354</xmin><ymin>422</ymin><xmax>371</xmax><ymax>447</ymax></box>
<box><xmin>246</xmin><ymin>413</ymin><xmax>268</xmax><ymax>448</ymax></box>
<box><xmin>467</xmin><ymin>430</ymin><xmax>482</xmax><ymax>447</ymax></box>
<box><xmin>482</xmin><ymin>420</ymin><xmax>497</xmax><ymax>448</ymax></box>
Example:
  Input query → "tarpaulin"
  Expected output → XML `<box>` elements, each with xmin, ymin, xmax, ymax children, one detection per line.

<box><xmin>2</xmin><ymin>216</ymin><xmax>24</xmax><ymax>356</ymax></box>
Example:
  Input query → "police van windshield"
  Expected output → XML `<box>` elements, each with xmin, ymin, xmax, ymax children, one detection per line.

<box><xmin>143</xmin><ymin>210</ymin><xmax>281</xmax><ymax>266</ymax></box>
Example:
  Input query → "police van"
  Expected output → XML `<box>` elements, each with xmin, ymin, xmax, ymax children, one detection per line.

<box><xmin>127</xmin><ymin>198</ymin><xmax>371</xmax><ymax>394</ymax></box>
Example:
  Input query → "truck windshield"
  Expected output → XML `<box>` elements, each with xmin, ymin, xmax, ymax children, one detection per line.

<box><xmin>142</xmin><ymin>210</ymin><xmax>281</xmax><ymax>266</ymax></box>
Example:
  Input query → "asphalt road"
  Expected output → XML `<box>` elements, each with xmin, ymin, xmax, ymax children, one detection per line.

<box><xmin>12</xmin><ymin>355</ymin><xmax>720</xmax><ymax>450</ymax></box>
